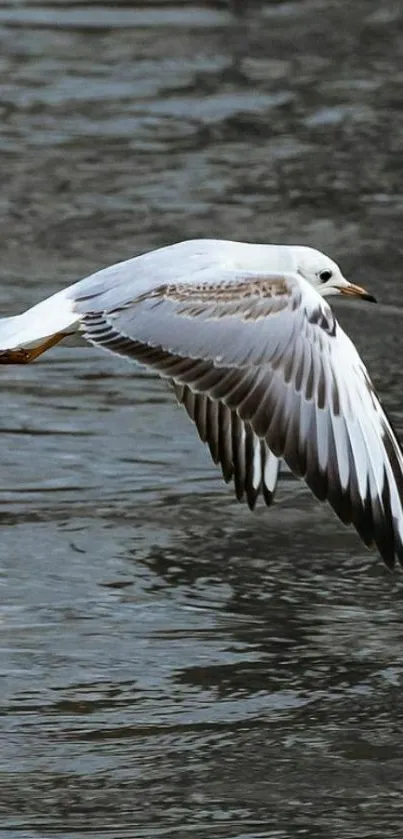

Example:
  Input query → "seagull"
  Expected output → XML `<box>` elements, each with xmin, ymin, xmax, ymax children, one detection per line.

<box><xmin>0</xmin><ymin>238</ymin><xmax>402</xmax><ymax>569</ymax></box>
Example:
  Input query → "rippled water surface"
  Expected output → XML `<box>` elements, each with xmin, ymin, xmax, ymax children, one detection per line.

<box><xmin>2</xmin><ymin>2</ymin><xmax>403</xmax><ymax>837</ymax></box>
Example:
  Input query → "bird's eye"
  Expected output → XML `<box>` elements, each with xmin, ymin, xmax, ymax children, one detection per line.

<box><xmin>319</xmin><ymin>269</ymin><xmax>333</xmax><ymax>283</ymax></box>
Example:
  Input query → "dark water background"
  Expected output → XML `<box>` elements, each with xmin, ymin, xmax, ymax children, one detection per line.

<box><xmin>2</xmin><ymin>1</ymin><xmax>403</xmax><ymax>836</ymax></box>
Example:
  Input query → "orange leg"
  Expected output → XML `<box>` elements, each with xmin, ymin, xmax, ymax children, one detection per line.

<box><xmin>0</xmin><ymin>332</ymin><xmax>66</xmax><ymax>364</ymax></box>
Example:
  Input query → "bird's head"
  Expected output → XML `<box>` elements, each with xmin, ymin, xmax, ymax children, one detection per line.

<box><xmin>294</xmin><ymin>246</ymin><xmax>376</xmax><ymax>302</ymax></box>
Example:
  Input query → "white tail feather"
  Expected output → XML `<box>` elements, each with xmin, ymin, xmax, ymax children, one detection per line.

<box><xmin>0</xmin><ymin>287</ymin><xmax>79</xmax><ymax>351</ymax></box>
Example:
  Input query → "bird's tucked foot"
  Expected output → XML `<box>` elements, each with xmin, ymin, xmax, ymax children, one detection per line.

<box><xmin>0</xmin><ymin>332</ymin><xmax>66</xmax><ymax>364</ymax></box>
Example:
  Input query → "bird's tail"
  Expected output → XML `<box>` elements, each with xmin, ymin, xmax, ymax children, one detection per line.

<box><xmin>0</xmin><ymin>287</ymin><xmax>79</xmax><ymax>363</ymax></box>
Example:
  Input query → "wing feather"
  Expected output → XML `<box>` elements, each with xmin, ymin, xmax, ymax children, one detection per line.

<box><xmin>172</xmin><ymin>383</ymin><xmax>281</xmax><ymax>509</ymax></box>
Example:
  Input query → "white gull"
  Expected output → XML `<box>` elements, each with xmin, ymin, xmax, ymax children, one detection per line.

<box><xmin>0</xmin><ymin>238</ymin><xmax>402</xmax><ymax>569</ymax></box>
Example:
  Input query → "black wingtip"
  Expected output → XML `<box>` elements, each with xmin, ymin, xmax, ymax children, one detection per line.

<box><xmin>262</xmin><ymin>486</ymin><xmax>275</xmax><ymax>507</ymax></box>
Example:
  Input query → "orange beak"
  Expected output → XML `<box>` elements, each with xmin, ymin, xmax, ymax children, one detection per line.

<box><xmin>339</xmin><ymin>283</ymin><xmax>377</xmax><ymax>303</ymax></box>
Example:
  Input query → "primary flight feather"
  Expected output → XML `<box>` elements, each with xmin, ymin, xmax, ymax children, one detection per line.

<box><xmin>1</xmin><ymin>238</ymin><xmax>402</xmax><ymax>569</ymax></box>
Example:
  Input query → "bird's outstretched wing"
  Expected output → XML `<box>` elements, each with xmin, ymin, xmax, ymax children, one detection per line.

<box><xmin>75</xmin><ymin>268</ymin><xmax>403</xmax><ymax>568</ymax></box>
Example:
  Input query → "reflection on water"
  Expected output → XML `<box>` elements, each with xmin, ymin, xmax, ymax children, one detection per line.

<box><xmin>1</xmin><ymin>1</ymin><xmax>403</xmax><ymax>837</ymax></box>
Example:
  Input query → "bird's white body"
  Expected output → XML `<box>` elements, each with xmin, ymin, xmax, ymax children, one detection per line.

<box><xmin>0</xmin><ymin>240</ymin><xmax>334</xmax><ymax>351</ymax></box>
<box><xmin>0</xmin><ymin>238</ymin><xmax>401</xmax><ymax>569</ymax></box>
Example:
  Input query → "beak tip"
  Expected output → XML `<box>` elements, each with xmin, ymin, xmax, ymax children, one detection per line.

<box><xmin>341</xmin><ymin>284</ymin><xmax>377</xmax><ymax>303</ymax></box>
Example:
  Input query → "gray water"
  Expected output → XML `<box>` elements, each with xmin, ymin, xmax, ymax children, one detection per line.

<box><xmin>2</xmin><ymin>1</ymin><xmax>403</xmax><ymax>836</ymax></box>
